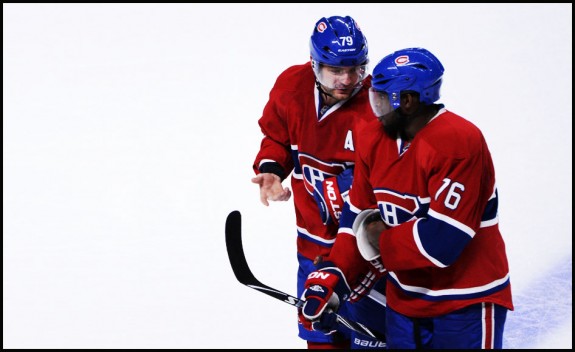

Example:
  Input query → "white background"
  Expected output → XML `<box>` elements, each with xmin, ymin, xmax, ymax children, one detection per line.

<box><xmin>4</xmin><ymin>3</ymin><xmax>572</xmax><ymax>349</ymax></box>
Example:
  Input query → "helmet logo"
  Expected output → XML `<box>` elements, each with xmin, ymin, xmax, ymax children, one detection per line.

<box><xmin>395</xmin><ymin>55</ymin><xmax>409</xmax><ymax>66</ymax></box>
<box><xmin>317</xmin><ymin>22</ymin><xmax>327</xmax><ymax>33</ymax></box>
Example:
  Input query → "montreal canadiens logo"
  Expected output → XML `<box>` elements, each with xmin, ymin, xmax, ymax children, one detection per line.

<box><xmin>299</xmin><ymin>153</ymin><xmax>346</xmax><ymax>195</ymax></box>
<box><xmin>374</xmin><ymin>189</ymin><xmax>429</xmax><ymax>226</ymax></box>
<box><xmin>395</xmin><ymin>55</ymin><xmax>409</xmax><ymax>66</ymax></box>
<box><xmin>317</xmin><ymin>21</ymin><xmax>327</xmax><ymax>33</ymax></box>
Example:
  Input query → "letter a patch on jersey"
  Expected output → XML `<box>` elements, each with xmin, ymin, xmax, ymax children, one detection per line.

<box><xmin>344</xmin><ymin>130</ymin><xmax>354</xmax><ymax>151</ymax></box>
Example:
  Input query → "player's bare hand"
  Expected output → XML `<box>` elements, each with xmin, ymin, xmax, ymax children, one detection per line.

<box><xmin>251</xmin><ymin>173</ymin><xmax>292</xmax><ymax>206</ymax></box>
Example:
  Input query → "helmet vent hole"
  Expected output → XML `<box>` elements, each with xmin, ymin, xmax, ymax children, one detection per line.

<box><xmin>412</xmin><ymin>64</ymin><xmax>429</xmax><ymax>70</ymax></box>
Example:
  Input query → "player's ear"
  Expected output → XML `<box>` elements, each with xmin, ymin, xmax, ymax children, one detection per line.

<box><xmin>400</xmin><ymin>92</ymin><xmax>419</xmax><ymax>111</ymax></box>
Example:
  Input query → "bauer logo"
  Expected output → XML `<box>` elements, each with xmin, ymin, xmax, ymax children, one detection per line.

<box><xmin>317</xmin><ymin>21</ymin><xmax>327</xmax><ymax>33</ymax></box>
<box><xmin>395</xmin><ymin>55</ymin><xmax>410</xmax><ymax>66</ymax></box>
<box><xmin>354</xmin><ymin>338</ymin><xmax>386</xmax><ymax>348</ymax></box>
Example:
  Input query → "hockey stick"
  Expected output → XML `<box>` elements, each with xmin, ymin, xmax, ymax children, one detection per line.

<box><xmin>225</xmin><ymin>210</ymin><xmax>385</xmax><ymax>341</ymax></box>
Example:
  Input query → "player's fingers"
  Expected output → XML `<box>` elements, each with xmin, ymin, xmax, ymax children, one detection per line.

<box><xmin>273</xmin><ymin>189</ymin><xmax>291</xmax><ymax>202</ymax></box>
<box><xmin>260</xmin><ymin>192</ymin><xmax>270</xmax><ymax>206</ymax></box>
<box><xmin>251</xmin><ymin>175</ymin><xmax>263</xmax><ymax>185</ymax></box>
<box><xmin>279</xmin><ymin>188</ymin><xmax>292</xmax><ymax>201</ymax></box>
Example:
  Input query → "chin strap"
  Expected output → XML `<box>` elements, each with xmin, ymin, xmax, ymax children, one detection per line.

<box><xmin>315</xmin><ymin>80</ymin><xmax>337</xmax><ymax>100</ymax></box>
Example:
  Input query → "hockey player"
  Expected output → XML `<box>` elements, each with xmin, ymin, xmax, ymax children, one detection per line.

<box><xmin>251</xmin><ymin>16</ymin><xmax>386</xmax><ymax>349</ymax></box>
<box><xmin>299</xmin><ymin>47</ymin><xmax>514</xmax><ymax>348</ymax></box>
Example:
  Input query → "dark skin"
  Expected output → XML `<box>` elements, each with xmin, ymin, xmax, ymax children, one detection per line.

<box><xmin>366</xmin><ymin>92</ymin><xmax>439</xmax><ymax>249</ymax></box>
<box><xmin>379</xmin><ymin>92</ymin><xmax>439</xmax><ymax>141</ymax></box>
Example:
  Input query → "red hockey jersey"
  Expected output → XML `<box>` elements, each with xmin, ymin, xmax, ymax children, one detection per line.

<box><xmin>330</xmin><ymin>108</ymin><xmax>514</xmax><ymax>317</ymax></box>
<box><xmin>253</xmin><ymin>62</ymin><xmax>375</xmax><ymax>261</ymax></box>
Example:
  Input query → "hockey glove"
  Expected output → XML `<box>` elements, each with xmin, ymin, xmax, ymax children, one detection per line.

<box><xmin>312</xmin><ymin>168</ymin><xmax>354</xmax><ymax>225</ymax></box>
<box><xmin>299</xmin><ymin>265</ymin><xmax>351</xmax><ymax>334</ymax></box>
<box><xmin>354</xmin><ymin>208</ymin><xmax>388</xmax><ymax>261</ymax></box>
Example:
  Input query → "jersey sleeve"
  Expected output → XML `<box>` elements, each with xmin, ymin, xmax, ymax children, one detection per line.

<box><xmin>253</xmin><ymin>66</ymin><xmax>299</xmax><ymax>177</ymax></box>
<box><xmin>252</xmin><ymin>86</ymin><xmax>295</xmax><ymax>177</ymax></box>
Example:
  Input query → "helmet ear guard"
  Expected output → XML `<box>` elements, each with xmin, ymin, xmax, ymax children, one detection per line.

<box><xmin>420</xmin><ymin>78</ymin><xmax>442</xmax><ymax>104</ymax></box>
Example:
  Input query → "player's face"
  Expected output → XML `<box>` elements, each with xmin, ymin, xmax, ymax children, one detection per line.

<box><xmin>317</xmin><ymin>64</ymin><xmax>367</xmax><ymax>99</ymax></box>
<box><xmin>369</xmin><ymin>88</ymin><xmax>403</xmax><ymax>137</ymax></box>
<box><xmin>368</xmin><ymin>88</ymin><xmax>394</xmax><ymax>118</ymax></box>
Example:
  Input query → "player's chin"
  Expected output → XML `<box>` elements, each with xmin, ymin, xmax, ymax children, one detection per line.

<box><xmin>332</xmin><ymin>89</ymin><xmax>353</xmax><ymax>99</ymax></box>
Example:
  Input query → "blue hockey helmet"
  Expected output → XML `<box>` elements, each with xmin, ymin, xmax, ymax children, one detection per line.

<box><xmin>369</xmin><ymin>48</ymin><xmax>444</xmax><ymax>116</ymax></box>
<box><xmin>310</xmin><ymin>16</ymin><xmax>369</xmax><ymax>67</ymax></box>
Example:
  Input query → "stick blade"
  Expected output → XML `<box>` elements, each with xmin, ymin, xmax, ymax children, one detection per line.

<box><xmin>225</xmin><ymin>210</ymin><xmax>258</xmax><ymax>285</ymax></box>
